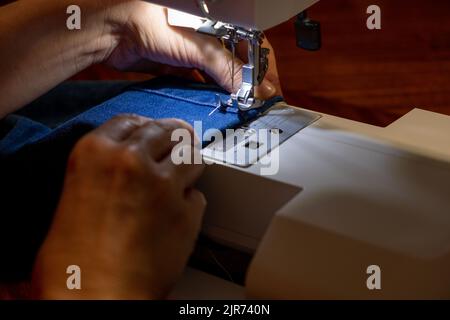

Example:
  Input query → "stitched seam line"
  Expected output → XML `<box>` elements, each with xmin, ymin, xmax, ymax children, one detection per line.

<box><xmin>130</xmin><ymin>87</ymin><xmax>239</xmax><ymax>114</ymax></box>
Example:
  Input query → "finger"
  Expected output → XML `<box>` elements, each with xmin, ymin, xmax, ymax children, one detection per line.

<box><xmin>194</xmin><ymin>36</ymin><xmax>245</xmax><ymax>93</ymax></box>
<box><xmin>127</xmin><ymin>118</ymin><xmax>195</xmax><ymax>161</ymax></box>
<box><xmin>164</xmin><ymin>21</ymin><xmax>245</xmax><ymax>93</ymax></box>
<box><xmin>92</xmin><ymin>114</ymin><xmax>152</xmax><ymax>142</ymax></box>
<box><xmin>173</xmin><ymin>161</ymin><xmax>205</xmax><ymax>190</ymax></box>
<box><xmin>125</xmin><ymin>58</ymin><xmax>207</xmax><ymax>83</ymax></box>
<box><xmin>254</xmin><ymin>79</ymin><xmax>277</xmax><ymax>100</ymax></box>
<box><xmin>237</xmin><ymin>37</ymin><xmax>283</xmax><ymax>99</ymax></box>
<box><xmin>261</xmin><ymin>37</ymin><xmax>283</xmax><ymax>96</ymax></box>
<box><xmin>166</xmin><ymin>145</ymin><xmax>205</xmax><ymax>188</ymax></box>
<box><xmin>184</xmin><ymin>188</ymin><xmax>207</xmax><ymax>228</ymax></box>
<box><xmin>161</xmin><ymin>131</ymin><xmax>204</xmax><ymax>187</ymax></box>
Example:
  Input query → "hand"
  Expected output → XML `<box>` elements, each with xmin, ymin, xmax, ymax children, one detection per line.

<box><xmin>32</xmin><ymin>115</ymin><xmax>206</xmax><ymax>299</ymax></box>
<box><xmin>0</xmin><ymin>0</ymin><xmax>281</xmax><ymax>117</ymax></box>
<box><xmin>105</xmin><ymin>2</ymin><xmax>282</xmax><ymax>99</ymax></box>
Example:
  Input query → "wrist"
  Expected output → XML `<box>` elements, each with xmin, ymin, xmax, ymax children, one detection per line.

<box><xmin>31</xmin><ymin>197</ymin><xmax>163</xmax><ymax>300</ymax></box>
<box><xmin>68</xmin><ymin>0</ymin><xmax>129</xmax><ymax>66</ymax></box>
<box><xmin>53</xmin><ymin>0</ymin><xmax>135</xmax><ymax>70</ymax></box>
<box><xmin>32</xmin><ymin>240</ymin><xmax>160</xmax><ymax>300</ymax></box>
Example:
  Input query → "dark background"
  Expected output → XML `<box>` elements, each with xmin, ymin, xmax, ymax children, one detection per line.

<box><xmin>1</xmin><ymin>0</ymin><xmax>450</xmax><ymax>299</ymax></box>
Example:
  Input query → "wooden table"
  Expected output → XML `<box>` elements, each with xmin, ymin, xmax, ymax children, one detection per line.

<box><xmin>266</xmin><ymin>0</ymin><xmax>450</xmax><ymax>126</ymax></box>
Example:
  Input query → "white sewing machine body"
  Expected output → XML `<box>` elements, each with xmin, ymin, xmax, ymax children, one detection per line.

<box><xmin>149</xmin><ymin>0</ymin><xmax>319</xmax><ymax>30</ymax></box>
<box><xmin>173</xmin><ymin>105</ymin><xmax>450</xmax><ymax>300</ymax></box>
<box><xmin>144</xmin><ymin>0</ymin><xmax>450</xmax><ymax>299</ymax></box>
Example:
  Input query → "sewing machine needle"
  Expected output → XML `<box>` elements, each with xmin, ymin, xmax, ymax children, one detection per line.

<box><xmin>209</xmin><ymin>94</ymin><xmax>222</xmax><ymax>116</ymax></box>
<box><xmin>231</xmin><ymin>41</ymin><xmax>235</xmax><ymax>92</ymax></box>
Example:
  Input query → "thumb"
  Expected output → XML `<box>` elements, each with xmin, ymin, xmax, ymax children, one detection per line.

<box><xmin>254</xmin><ymin>79</ymin><xmax>277</xmax><ymax>100</ymax></box>
<box><xmin>198</xmin><ymin>41</ymin><xmax>279</xmax><ymax>100</ymax></box>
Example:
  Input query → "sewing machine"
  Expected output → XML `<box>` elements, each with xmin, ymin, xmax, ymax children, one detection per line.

<box><xmin>147</xmin><ymin>0</ymin><xmax>450</xmax><ymax>299</ymax></box>
<box><xmin>151</xmin><ymin>0</ymin><xmax>319</xmax><ymax>111</ymax></box>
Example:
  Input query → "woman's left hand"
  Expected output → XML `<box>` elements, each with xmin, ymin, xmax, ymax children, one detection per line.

<box><xmin>105</xmin><ymin>2</ymin><xmax>282</xmax><ymax>99</ymax></box>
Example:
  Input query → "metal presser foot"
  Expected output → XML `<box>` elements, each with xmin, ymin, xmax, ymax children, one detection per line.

<box><xmin>229</xmin><ymin>29</ymin><xmax>270</xmax><ymax>112</ymax></box>
<box><xmin>197</xmin><ymin>20</ymin><xmax>270</xmax><ymax>112</ymax></box>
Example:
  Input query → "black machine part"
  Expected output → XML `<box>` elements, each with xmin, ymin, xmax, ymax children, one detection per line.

<box><xmin>295</xmin><ymin>10</ymin><xmax>321</xmax><ymax>51</ymax></box>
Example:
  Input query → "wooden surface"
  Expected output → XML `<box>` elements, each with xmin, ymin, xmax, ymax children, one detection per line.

<box><xmin>267</xmin><ymin>0</ymin><xmax>450</xmax><ymax>126</ymax></box>
<box><xmin>76</xmin><ymin>0</ymin><xmax>450</xmax><ymax>127</ymax></box>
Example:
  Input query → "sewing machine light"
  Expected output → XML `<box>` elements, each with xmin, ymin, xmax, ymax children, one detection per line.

<box><xmin>167</xmin><ymin>9</ymin><xmax>205</xmax><ymax>30</ymax></box>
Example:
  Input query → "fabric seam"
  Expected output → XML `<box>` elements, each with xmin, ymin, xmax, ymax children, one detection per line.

<box><xmin>130</xmin><ymin>87</ymin><xmax>240</xmax><ymax>114</ymax></box>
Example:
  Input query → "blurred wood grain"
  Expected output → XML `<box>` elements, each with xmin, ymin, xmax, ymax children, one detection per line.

<box><xmin>265</xmin><ymin>0</ymin><xmax>450</xmax><ymax>126</ymax></box>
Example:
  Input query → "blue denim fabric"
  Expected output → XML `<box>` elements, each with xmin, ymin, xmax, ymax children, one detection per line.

<box><xmin>0</xmin><ymin>76</ymin><xmax>282</xmax><ymax>280</ymax></box>
<box><xmin>0</xmin><ymin>115</ymin><xmax>51</xmax><ymax>154</ymax></box>
<box><xmin>1</xmin><ymin>77</ymin><xmax>281</xmax><ymax>154</ymax></box>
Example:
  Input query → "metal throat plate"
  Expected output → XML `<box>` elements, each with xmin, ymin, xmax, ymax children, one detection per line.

<box><xmin>202</xmin><ymin>102</ymin><xmax>321</xmax><ymax>167</ymax></box>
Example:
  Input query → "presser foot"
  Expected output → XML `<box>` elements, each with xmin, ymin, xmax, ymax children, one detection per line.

<box><xmin>208</xmin><ymin>95</ymin><xmax>265</xmax><ymax>117</ymax></box>
<box><xmin>197</xmin><ymin>20</ymin><xmax>270</xmax><ymax>112</ymax></box>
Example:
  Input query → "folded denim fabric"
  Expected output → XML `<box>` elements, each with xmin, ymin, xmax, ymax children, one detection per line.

<box><xmin>0</xmin><ymin>76</ymin><xmax>282</xmax><ymax>280</ymax></box>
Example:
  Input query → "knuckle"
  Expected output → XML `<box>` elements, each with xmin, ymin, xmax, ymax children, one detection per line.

<box><xmin>67</xmin><ymin>134</ymin><xmax>108</xmax><ymax>173</ymax></box>
<box><xmin>112</xmin><ymin>144</ymin><xmax>142</xmax><ymax>174</ymax></box>
<box><xmin>154</xmin><ymin>169</ymin><xmax>174</xmax><ymax>190</ymax></box>
<box><xmin>157</xmin><ymin>118</ymin><xmax>193</xmax><ymax>133</ymax></box>
<box><xmin>105</xmin><ymin>114</ymin><xmax>153</xmax><ymax>133</ymax></box>
<box><xmin>75</xmin><ymin>134</ymin><xmax>105</xmax><ymax>154</ymax></box>
<box><xmin>112</xmin><ymin>113</ymin><xmax>152</xmax><ymax>124</ymax></box>
<box><xmin>70</xmin><ymin>134</ymin><xmax>104</xmax><ymax>162</ymax></box>
<box><xmin>147</xmin><ymin>167</ymin><xmax>177</xmax><ymax>202</ymax></box>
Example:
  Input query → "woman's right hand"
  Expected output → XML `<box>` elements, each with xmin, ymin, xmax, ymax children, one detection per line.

<box><xmin>32</xmin><ymin>115</ymin><xmax>206</xmax><ymax>299</ymax></box>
